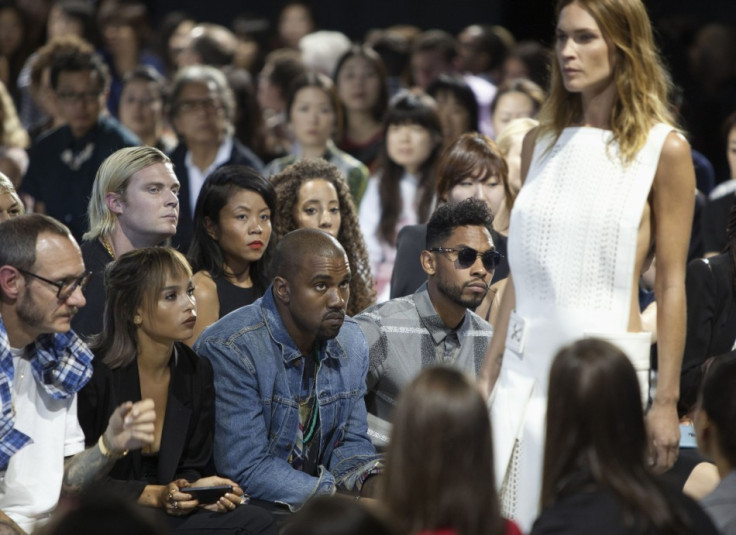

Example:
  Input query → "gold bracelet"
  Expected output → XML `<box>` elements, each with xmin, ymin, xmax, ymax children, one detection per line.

<box><xmin>98</xmin><ymin>434</ymin><xmax>129</xmax><ymax>459</ymax></box>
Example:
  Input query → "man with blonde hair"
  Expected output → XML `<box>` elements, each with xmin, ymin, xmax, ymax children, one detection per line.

<box><xmin>71</xmin><ymin>146</ymin><xmax>180</xmax><ymax>337</ymax></box>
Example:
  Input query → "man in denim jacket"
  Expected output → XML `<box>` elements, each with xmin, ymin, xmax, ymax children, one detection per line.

<box><xmin>194</xmin><ymin>229</ymin><xmax>381</xmax><ymax>510</ymax></box>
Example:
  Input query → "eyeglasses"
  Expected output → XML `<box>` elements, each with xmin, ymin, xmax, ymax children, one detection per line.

<box><xmin>56</xmin><ymin>90</ymin><xmax>103</xmax><ymax>104</ymax></box>
<box><xmin>17</xmin><ymin>268</ymin><xmax>92</xmax><ymax>300</ymax></box>
<box><xmin>429</xmin><ymin>247</ymin><xmax>502</xmax><ymax>271</ymax></box>
<box><xmin>176</xmin><ymin>98</ymin><xmax>223</xmax><ymax>114</ymax></box>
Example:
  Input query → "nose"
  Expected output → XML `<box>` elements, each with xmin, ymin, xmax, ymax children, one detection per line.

<box><xmin>166</xmin><ymin>189</ymin><xmax>179</xmax><ymax>206</ymax></box>
<box><xmin>327</xmin><ymin>286</ymin><xmax>347</xmax><ymax>309</ymax></box>
<box><xmin>472</xmin><ymin>183</ymin><xmax>485</xmax><ymax>200</ymax></box>
<box><xmin>319</xmin><ymin>211</ymin><xmax>333</xmax><ymax>229</ymax></box>
<box><xmin>67</xmin><ymin>284</ymin><xmax>87</xmax><ymax>308</ymax></box>
<box><xmin>249</xmin><ymin>220</ymin><xmax>263</xmax><ymax>234</ymax></box>
<box><xmin>469</xmin><ymin>254</ymin><xmax>488</xmax><ymax>278</ymax></box>
<box><xmin>560</xmin><ymin>37</ymin><xmax>575</xmax><ymax>60</ymax></box>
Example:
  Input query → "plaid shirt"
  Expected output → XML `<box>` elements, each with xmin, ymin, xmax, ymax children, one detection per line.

<box><xmin>0</xmin><ymin>316</ymin><xmax>93</xmax><ymax>470</ymax></box>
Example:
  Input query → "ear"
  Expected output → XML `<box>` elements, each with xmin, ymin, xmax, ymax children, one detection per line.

<box><xmin>0</xmin><ymin>266</ymin><xmax>22</xmax><ymax>300</ymax></box>
<box><xmin>273</xmin><ymin>276</ymin><xmax>291</xmax><ymax>304</ymax></box>
<box><xmin>106</xmin><ymin>192</ymin><xmax>124</xmax><ymax>216</ymax></box>
<box><xmin>204</xmin><ymin>216</ymin><xmax>219</xmax><ymax>241</ymax></box>
<box><xmin>420</xmin><ymin>250</ymin><xmax>436</xmax><ymax>276</ymax></box>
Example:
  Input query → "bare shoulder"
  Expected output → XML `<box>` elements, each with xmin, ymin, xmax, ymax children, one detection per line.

<box><xmin>660</xmin><ymin>130</ymin><xmax>692</xmax><ymax>163</ymax></box>
<box><xmin>654</xmin><ymin>131</ymin><xmax>695</xmax><ymax>190</ymax></box>
<box><xmin>192</xmin><ymin>271</ymin><xmax>217</xmax><ymax>301</ymax></box>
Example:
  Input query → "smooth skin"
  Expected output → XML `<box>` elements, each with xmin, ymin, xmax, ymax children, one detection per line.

<box><xmin>479</xmin><ymin>1</ymin><xmax>693</xmax><ymax>474</ymax></box>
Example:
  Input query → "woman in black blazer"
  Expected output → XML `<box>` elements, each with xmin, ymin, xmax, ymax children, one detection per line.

<box><xmin>78</xmin><ymin>247</ymin><xmax>276</xmax><ymax>535</ymax></box>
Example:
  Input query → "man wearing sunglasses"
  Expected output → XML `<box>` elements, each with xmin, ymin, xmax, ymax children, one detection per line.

<box><xmin>0</xmin><ymin>214</ymin><xmax>155</xmax><ymax>534</ymax></box>
<box><xmin>355</xmin><ymin>198</ymin><xmax>496</xmax><ymax>446</ymax></box>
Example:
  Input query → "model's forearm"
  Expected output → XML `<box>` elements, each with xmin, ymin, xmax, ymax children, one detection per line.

<box><xmin>0</xmin><ymin>511</ymin><xmax>25</xmax><ymax>535</ymax></box>
<box><xmin>479</xmin><ymin>275</ymin><xmax>515</xmax><ymax>396</ymax></box>
<box><xmin>61</xmin><ymin>441</ymin><xmax>116</xmax><ymax>494</ymax></box>
<box><xmin>654</xmin><ymin>284</ymin><xmax>686</xmax><ymax>405</ymax></box>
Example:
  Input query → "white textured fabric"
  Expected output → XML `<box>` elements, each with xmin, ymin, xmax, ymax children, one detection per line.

<box><xmin>490</xmin><ymin>124</ymin><xmax>673</xmax><ymax>532</ymax></box>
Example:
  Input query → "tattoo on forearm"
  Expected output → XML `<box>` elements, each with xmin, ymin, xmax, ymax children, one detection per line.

<box><xmin>62</xmin><ymin>444</ymin><xmax>116</xmax><ymax>494</ymax></box>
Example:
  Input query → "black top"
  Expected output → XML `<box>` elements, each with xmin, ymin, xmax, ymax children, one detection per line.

<box><xmin>214</xmin><ymin>276</ymin><xmax>259</xmax><ymax>317</ymax></box>
<box><xmin>531</xmin><ymin>481</ymin><xmax>718</xmax><ymax>535</ymax></box>
<box><xmin>390</xmin><ymin>223</ymin><xmax>509</xmax><ymax>299</ymax></box>
<box><xmin>703</xmin><ymin>193</ymin><xmax>735</xmax><ymax>255</ymax></box>
<box><xmin>168</xmin><ymin>139</ymin><xmax>264</xmax><ymax>253</ymax></box>
<box><xmin>20</xmin><ymin>116</ymin><xmax>139</xmax><ymax>241</ymax></box>
<box><xmin>72</xmin><ymin>239</ymin><xmax>113</xmax><ymax>340</ymax></box>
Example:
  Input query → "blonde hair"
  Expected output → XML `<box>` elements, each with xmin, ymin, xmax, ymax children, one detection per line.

<box><xmin>0</xmin><ymin>81</ymin><xmax>29</xmax><ymax>149</ymax></box>
<box><xmin>84</xmin><ymin>146</ymin><xmax>172</xmax><ymax>241</ymax></box>
<box><xmin>0</xmin><ymin>172</ymin><xmax>23</xmax><ymax>212</ymax></box>
<box><xmin>495</xmin><ymin>117</ymin><xmax>539</xmax><ymax>159</ymax></box>
<box><xmin>539</xmin><ymin>0</ymin><xmax>675</xmax><ymax>164</ymax></box>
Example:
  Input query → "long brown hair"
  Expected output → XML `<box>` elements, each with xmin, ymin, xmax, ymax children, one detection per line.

<box><xmin>539</xmin><ymin>0</ymin><xmax>675</xmax><ymax>164</ymax></box>
<box><xmin>543</xmin><ymin>339</ymin><xmax>690</xmax><ymax>533</ymax></box>
<box><xmin>377</xmin><ymin>91</ymin><xmax>443</xmax><ymax>245</ymax></box>
<box><xmin>383</xmin><ymin>367</ymin><xmax>504</xmax><ymax>535</ymax></box>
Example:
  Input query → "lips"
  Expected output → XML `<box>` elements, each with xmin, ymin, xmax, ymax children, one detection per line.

<box><xmin>324</xmin><ymin>312</ymin><xmax>345</xmax><ymax>324</ymax></box>
<box><xmin>247</xmin><ymin>241</ymin><xmax>264</xmax><ymax>249</ymax></box>
<box><xmin>183</xmin><ymin>316</ymin><xmax>197</xmax><ymax>327</ymax></box>
<box><xmin>465</xmin><ymin>280</ymin><xmax>489</xmax><ymax>292</ymax></box>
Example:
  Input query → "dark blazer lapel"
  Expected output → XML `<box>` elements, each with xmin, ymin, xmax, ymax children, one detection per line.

<box><xmin>157</xmin><ymin>351</ymin><xmax>192</xmax><ymax>483</ymax></box>
<box><xmin>116</xmin><ymin>362</ymin><xmax>144</xmax><ymax>478</ymax></box>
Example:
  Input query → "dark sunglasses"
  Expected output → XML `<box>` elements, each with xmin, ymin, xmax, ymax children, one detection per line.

<box><xmin>429</xmin><ymin>247</ymin><xmax>502</xmax><ymax>271</ymax></box>
<box><xmin>17</xmin><ymin>268</ymin><xmax>92</xmax><ymax>300</ymax></box>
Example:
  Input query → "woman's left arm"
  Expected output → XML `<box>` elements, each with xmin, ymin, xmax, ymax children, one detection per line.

<box><xmin>650</xmin><ymin>131</ymin><xmax>695</xmax><ymax>472</ymax></box>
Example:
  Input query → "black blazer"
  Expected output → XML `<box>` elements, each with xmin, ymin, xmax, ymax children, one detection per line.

<box><xmin>390</xmin><ymin>223</ymin><xmax>510</xmax><ymax>299</ymax></box>
<box><xmin>680</xmin><ymin>253</ymin><xmax>736</xmax><ymax>412</ymax></box>
<box><xmin>77</xmin><ymin>342</ymin><xmax>216</xmax><ymax>500</ymax></box>
<box><xmin>169</xmin><ymin>139</ymin><xmax>264</xmax><ymax>252</ymax></box>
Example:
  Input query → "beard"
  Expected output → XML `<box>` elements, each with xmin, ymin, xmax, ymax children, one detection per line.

<box><xmin>315</xmin><ymin>312</ymin><xmax>345</xmax><ymax>342</ymax></box>
<box><xmin>436</xmin><ymin>276</ymin><xmax>488</xmax><ymax>311</ymax></box>
<box><xmin>16</xmin><ymin>289</ymin><xmax>46</xmax><ymax>327</ymax></box>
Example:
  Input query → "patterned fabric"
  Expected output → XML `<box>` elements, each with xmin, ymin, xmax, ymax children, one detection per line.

<box><xmin>290</xmin><ymin>350</ymin><xmax>322</xmax><ymax>475</ymax></box>
<box><xmin>0</xmin><ymin>316</ymin><xmax>93</xmax><ymax>470</ymax></box>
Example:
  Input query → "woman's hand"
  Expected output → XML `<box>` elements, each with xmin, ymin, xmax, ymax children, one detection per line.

<box><xmin>190</xmin><ymin>475</ymin><xmax>245</xmax><ymax>513</ymax></box>
<box><xmin>161</xmin><ymin>479</ymin><xmax>198</xmax><ymax>516</ymax></box>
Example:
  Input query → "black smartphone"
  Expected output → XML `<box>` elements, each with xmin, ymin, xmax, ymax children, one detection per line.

<box><xmin>184</xmin><ymin>485</ymin><xmax>233</xmax><ymax>504</ymax></box>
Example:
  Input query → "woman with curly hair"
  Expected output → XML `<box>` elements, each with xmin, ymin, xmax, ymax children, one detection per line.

<box><xmin>271</xmin><ymin>158</ymin><xmax>375</xmax><ymax>316</ymax></box>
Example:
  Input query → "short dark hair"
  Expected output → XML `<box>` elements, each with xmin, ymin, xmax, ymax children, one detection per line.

<box><xmin>699</xmin><ymin>352</ymin><xmax>736</xmax><ymax>467</ymax></box>
<box><xmin>189</xmin><ymin>23</ymin><xmax>237</xmax><ymax>67</ymax></box>
<box><xmin>413</xmin><ymin>30</ymin><xmax>457</xmax><ymax>63</ymax></box>
<box><xmin>122</xmin><ymin>65</ymin><xmax>167</xmax><ymax>101</ymax></box>
<box><xmin>425</xmin><ymin>198</ymin><xmax>494</xmax><ymax>250</ymax></box>
<box><xmin>427</xmin><ymin>74</ymin><xmax>479</xmax><ymax>133</ymax></box>
<box><xmin>272</xmin><ymin>228</ymin><xmax>345</xmax><ymax>282</ymax></box>
<box><xmin>50</xmin><ymin>49</ymin><xmax>111</xmax><ymax>91</ymax></box>
<box><xmin>0</xmin><ymin>214</ymin><xmax>72</xmax><ymax>273</ymax></box>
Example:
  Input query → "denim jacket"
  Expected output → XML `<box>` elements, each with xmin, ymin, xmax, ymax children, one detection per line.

<box><xmin>194</xmin><ymin>286</ymin><xmax>380</xmax><ymax>510</ymax></box>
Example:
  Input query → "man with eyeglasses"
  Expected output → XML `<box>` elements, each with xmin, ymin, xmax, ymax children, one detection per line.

<box><xmin>0</xmin><ymin>214</ymin><xmax>155</xmax><ymax>534</ymax></box>
<box><xmin>168</xmin><ymin>65</ymin><xmax>263</xmax><ymax>251</ymax></box>
<box><xmin>355</xmin><ymin>198</ymin><xmax>496</xmax><ymax>447</ymax></box>
<box><xmin>20</xmin><ymin>49</ymin><xmax>139</xmax><ymax>241</ymax></box>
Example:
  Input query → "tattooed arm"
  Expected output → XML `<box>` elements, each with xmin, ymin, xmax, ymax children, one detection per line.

<box><xmin>0</xmin><ymin>511</ymin><xmax>25</xmax><ymax>535</ymax></box>
<box><xmin>62</xmin><ymin>399</ymin><xmax>155</xmax><ymax>494</ymax></box>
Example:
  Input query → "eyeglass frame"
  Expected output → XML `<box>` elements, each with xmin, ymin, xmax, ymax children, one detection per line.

<box><xmin>16</xmin><ymin>267</ymin><xmax>93</xmax><ymax>300</ymax></box>
<box><xmin>428</xmin><ymin>247</ymin><xmax>503</xmax><ymax>272</ymax></box>
<box><xmin>55</xmin><ymin>90</ymin><xmax>104</xmax><ymax>104</ymax></box>
<box><xmin>175</xmin><ymin>97</ymin><xmax>224</xmax><ymax>115</ymax></box>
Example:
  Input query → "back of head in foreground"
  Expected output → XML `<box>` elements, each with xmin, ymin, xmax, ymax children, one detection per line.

<box><xmin>283</xmin><ymin>495</ymin><xmax>393</xmax><ymax>535</ymax></box>
<box><xmin>542</xmin><ymin>338</ymin><xmax>690</xmax><ymax>533</ymax></box>
<box><xmin>697</xmin><ymin>352</ymin><xmax>736</xmax><ymax>474</ymax></box>
<box><xmin>383</xmin><ymin>367</ymin><xmax>504</xmax><ymax>535</ymax></box>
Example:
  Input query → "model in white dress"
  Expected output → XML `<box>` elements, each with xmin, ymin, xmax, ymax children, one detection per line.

<box><xmin>490</xmin><ymin>123</ymin><xmax>673</xmax><ymax>531</ymax></box>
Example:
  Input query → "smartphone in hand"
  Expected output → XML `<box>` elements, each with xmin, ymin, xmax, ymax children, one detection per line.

<box><xmin>184</xmin><ymin>485</ymin><xmax>233</xmax><ymax>504</ymax></box>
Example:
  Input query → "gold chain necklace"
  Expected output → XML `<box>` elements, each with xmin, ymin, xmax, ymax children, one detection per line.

<box><xmin>101</xmin><ymin>235</ymin><xmax>115</xmax><ymax>259</ymax></box>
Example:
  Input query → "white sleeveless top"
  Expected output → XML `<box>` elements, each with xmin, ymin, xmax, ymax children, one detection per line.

<box><xmin>490</xmin><ymin>123</ymin><xmax>673</xmax><ymax>531</ymax></box>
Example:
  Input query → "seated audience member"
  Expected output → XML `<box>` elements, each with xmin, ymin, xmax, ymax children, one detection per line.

<box><xmin>427</xmin><ymin>74</ymin><xmax>479</xmax><ymax>148</ymax></box>
<box><xmin>276</xmin><ymin>2</ymin><xmax>315</xmax><ymax>50</ymax></box>
<box><xmin>282</xmin><ymin>496</ymin><xmax>393</xmax><ymax>535</ymax></box>
<box><xmin>359</xmin><ymin>91</ymin><xmax>443</xmax><ymax>301</ymax></box>
<box><xmin>356</xmin><ymin>198</ymin><xmax>495</xmax><ymax>444</ymax></box>
<box><xmin>263</xmin><ymin>73</ymin><xmax>369</xmax><ymax>207</ymax></box>
<box><xmin>223</xmin><ymin>66</ymin><xmax>268</xmax><ymax>162</ymax></box>
<box><xmin>0</xmin><ymin>172</ymin><xmax>23</xmax><ymax>221</ymax></box>
<box><xmin>271</xmin><ymin>159</ymin><xmax>375</xmax><ymax>317</ymax></box>
<box><xmin>257</xmin><ymin>49</ymin><xmax>307</xmax><ymax>160</ymax></box>
<box><xmin>703</xmin><ymin>113</ymin><xmax>736</xmax><ymax>257</ymax></box>
<box><xmin>490</xmin><ymin>78</ymin><xmax>545</xmax><ymax>138</ymax></box>
<box><xmin>194</xmin><ymin>229</ymin><xmax>382</xmax><ymax>510</ymax></box>
<box><xmin>333</xmin><ymin>45</ymin><xmax>389</xmax><ymax>171</ymax></box>
<box><xmin>178</xmin><ymin>23</ymin><xmax>238</xmax><ymax>68</ymax></box>
<box><xmin>456</xmin><ymin>24</ymin><xmax>513</xmax><ymax>86</ymax></box>
<box><xmin>502</xmin><ymin>40</ymin><xmax>550</xmax><ymax>90</ymax></box>
<box><xmin>390</xmin><ymin>133</ymin><xmax>511</xmax><ymax>322</ymax></box>
<box><xmin>696</xmin><ymin>352</ymin><xmax>736</xmax><ymax>534</ymax></box>
<box><xmin>168</xmin><ymin>65</ymin><xmax>263</xmax><ymax>251</ymax></box>
<box><xmin>531</xmin><ymin>339</ymin><xmax>718</xmax><ymax>535</ymax></box>
<box><xmin>186</xmin><ymin>165</ymin><xmax>276</xmax><ymax>345</ymax></box>
<box><xmin>0</xmin><ymin>214</ymin><xmax>155</xmax><ymax>534</ymax></box>
<box><xmin>383</xmin><ymin>367</ymin><xmax>521</xmax><ymax>535</ymax></box>
<box><xmin>72</xmin><ymin>146</ymin><xmax>179</xmax><ymax>339</ymax></box>
<box><xmin>20</xmin><ymin>48</ymin><xmax>139</xmax><ymax>241</ymax></box>
<box><xmin>78</xmin><ymin>247</ymin><xmax>276</xmax><ymax>535</ymax></box>
<box><xmin>680</xmin><ymin>199</ymin><xmax>736</xmax><ymax>418</ymax></box>
<box><xmin>118</xmin><ymin>66</ymin><xmax>176</xmax><ymax>152</ymax></box>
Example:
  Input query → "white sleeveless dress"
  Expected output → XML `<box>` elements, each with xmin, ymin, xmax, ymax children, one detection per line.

<box><xmin>490</xmin><ymin>124</ymin><xmax>673</xmax><ymax>532</ymax></box>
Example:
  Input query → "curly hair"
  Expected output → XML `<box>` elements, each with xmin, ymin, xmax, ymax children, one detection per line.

<box><xmin>539</xmin><ymin>0</ymin><xmax>675</xmax><ymax>165</ymax></box>
<box><xmin>271</xmin><ymin>159</ymin><xmax>375</xmax><ymax>315</ymax></box>
<box><xmin>426</xmin><ymin>198</ymin><xmax>494</xmax><ymax>250</ymax></box>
